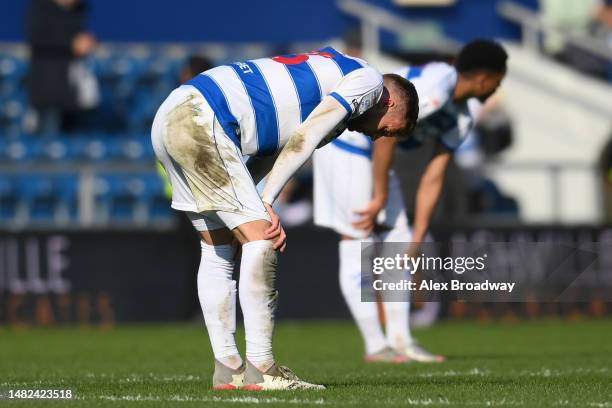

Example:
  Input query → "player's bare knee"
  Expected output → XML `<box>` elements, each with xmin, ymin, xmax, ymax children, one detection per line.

<box><xmin>233</xmin><ymin>219</ymin><xmax>273</xmax><ymax>244</ymax></box>
<box><xmin>200</xmin><ymin>229</ymin><xmax>233</xmax><ymax>246</ymax></box>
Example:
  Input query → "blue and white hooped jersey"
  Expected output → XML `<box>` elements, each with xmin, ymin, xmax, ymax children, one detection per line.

<box><xmin>186</xmin><ymin>47</ymin><xmax>383</xmax><ymax>157</ymax></box>
<box><xmin>396</xmin><ymin>62</ymin><xmax>477</xmax><ymax>151</ymax></box>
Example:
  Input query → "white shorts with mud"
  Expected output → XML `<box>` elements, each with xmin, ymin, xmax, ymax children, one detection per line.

<box><xmin>151</xmin><ymin>85</ymin><xmax>271</xmax><ymax>231</ymax></box>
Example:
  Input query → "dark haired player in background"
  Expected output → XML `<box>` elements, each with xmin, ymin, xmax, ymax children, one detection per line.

<box><xmin>313</xmin><ymin>39</ymin><xmax>508</xmax><ymax>363</ymax></box>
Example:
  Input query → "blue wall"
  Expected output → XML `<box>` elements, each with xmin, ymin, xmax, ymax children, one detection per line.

<box><xmin>368</xmin><ymin>0</ymin><xmax>538</xmax><ymax>43</ymax></box>
<box><xmin>2</xmin><ymin>0</ymin><xmax>538</xmax><ymax>44</ymax></box>
<box><xmin>0</xmin><ymin>2</ymin><xmax>26</xmax><ymax>41</ymax></box>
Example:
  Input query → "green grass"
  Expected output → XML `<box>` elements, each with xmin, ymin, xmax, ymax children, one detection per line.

<box><xmin>1</xmin><ymin>319</ymin><xmax>611</xmax><ymax>407</ymax></box>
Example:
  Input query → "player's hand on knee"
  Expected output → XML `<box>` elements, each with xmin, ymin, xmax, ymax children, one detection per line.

<box><xmin>352</xmin><ymin>199</ymin><xmax>384</xmax><ymax>233</ymax></box>
<box><xmin>263</xmin><ymin>202</ymin><xmax>287</xmax><ymax>252</ymax></box>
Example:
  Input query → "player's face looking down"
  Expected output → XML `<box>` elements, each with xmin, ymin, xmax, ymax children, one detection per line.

<box><xmin>347</xmin><ymin>86</ymin><xmax>413</xmax><ymax>140</ymax></box>
<box><xmin>471</xmin><ymin>70</ymin><xmax>506</xmax><ymax>102</ymax></box>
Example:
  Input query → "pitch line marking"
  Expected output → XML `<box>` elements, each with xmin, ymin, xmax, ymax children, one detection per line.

<box><xmin>93</xmin><ymin>394</ymin><xmax>326</xmax><ymax>405</ymax></box>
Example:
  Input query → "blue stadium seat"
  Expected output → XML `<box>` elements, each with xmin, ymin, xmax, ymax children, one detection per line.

<box><xmin>5</xmin><ymin>139</ymin><xmax>33</xmax><ymax>162</ymax></box>
<box><xmin>62</xmin><ymin>136</ymin><xmax>90</xmax><ymax>162</ymax></box>
<box><xmin>117</xmin><ymin>137</ymin><xmax>146</xmax><ymax>161</ymax></box>
<box><xmin>139</xmin><ymin>173</ymin><xmax>172</xmax><ymax>220</ymax></box>
<box><xmin>0</xmin><ymin>48</ymin><xmax>190</xmax><ymax>134</ymax></box>
<box><xmin>0</xmin><ymin>47</ymin><xmax>192</xmax><ymax>225</ymax></box>
<box><xmin>97</xmin><ymin>54</ymin><xmax>147</xmax><ymax>100</ymax></box>
<box><xmin>31</xmin><ymin>138</ymin><xmax>69</xmax><ymax>162</ymax></box>
<box><xmin>81</xmin><ymin>136</ymin><xmax>121</xmax><ymax>162</ymax></box>
<box><xmin>0</xmin><ymin>94</ymin><xmax>27</xmax><ymax>134</ymax></box>
<box><xmin>0</xmin><ymin>55</ymin><xmax>27</xmax><ymax>99</ymax></box>
<box><xmin>55</xmin><ymin>173</ymin><xmax>79</xmax><ymax>220</ymax></box>
<box><xmin>93</xmin><ymin>172</ymin><xmax>172</xmax><ymax>222</ymax></box>
<box><xmin>94</xmin><ymin>174</ymin><xmax>141</xmax><ymax>221</ymax></box>
<box><xmin>0</xmin><ymin>175</ymin><xmax>18</xmax><ymax>221</ymax></box>
<box><xmin>139</xmin><ymin>134</ymin><xmax>155</xmax><ymax>159</ymax></box>
<box><xmin>18</xmin><ymin>174</ymin><xmax>58</xmax><ymax>222</ymax></box>
<box><xmin>128</xmin><ymin>90</ymin><xmax>167</xmax><ymax>132</ymax></box>
<box><xmin>141</xmin><ymin>55</ymin><xmax>181</xmax><ymax>88</ymax></box>
<box><xmin>85</xmin><ymin>137</ymin><xmax>110</xmax><ymax>161</ymax></box>
<box><xmin>17</xmin><ymin>173</ymin><xmax>80</xmax><ymax>222</ymax></box>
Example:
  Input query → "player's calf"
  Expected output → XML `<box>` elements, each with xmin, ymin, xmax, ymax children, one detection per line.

<box><xmin>238</xmin><ymin>240</ymin><xmax>279</xmax><ymax>373</ymax></box>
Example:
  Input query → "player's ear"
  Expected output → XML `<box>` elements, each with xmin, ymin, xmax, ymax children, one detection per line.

<box><xmin>377</xmin><ymin>88</ymin><xmax>392</xmax><ymax>108</ymax></box>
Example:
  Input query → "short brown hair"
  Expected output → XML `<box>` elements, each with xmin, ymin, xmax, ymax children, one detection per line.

<box><xmin>384</xmin><ymin>73</ymin><xmax>419</xmax><ymax>134</ymax></box>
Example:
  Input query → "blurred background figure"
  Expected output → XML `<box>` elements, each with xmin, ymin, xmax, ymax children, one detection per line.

<box><xmin>26</xmin><ymin>0</ymin><xmax>98</xmax><ymax>135</ymax></box>
<box><xmin>593</xmin><ymin>0</ymin><xmax>612</xmax><ymax>79</ymax></box>
<box><xmin>540</xmin><ymin>0</ymin><xmax>600</xmax><ymax>54</ymax></box>
<box><xmin>273</xmin><ymin>177</ymin><xmax>313</xmax><ymax>228</ymax></box>
<box><xmin>540</xmin><ymin>0</ymin><xmax>612</xmax><ymax>80</ymax></box>
<box><xmin>600</xmin><ymin>134</ymin><xmax>612</xmax><ymax>222</ymax></box>
<box><xmin>178</xmin><ymin>55</ymin><xmax>213</xmax><ymax>85</ymax></box>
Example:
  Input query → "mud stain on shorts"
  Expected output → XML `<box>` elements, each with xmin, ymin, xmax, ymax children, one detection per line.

<box><xmin>163</xmin><ymin>92</ymin><xmax>241</xmax><ymax>211</ymax></box>
<box><xmin>165</xmin><ymin>94</ymin><xmax>232</xmax><ymax>188</ymax></box>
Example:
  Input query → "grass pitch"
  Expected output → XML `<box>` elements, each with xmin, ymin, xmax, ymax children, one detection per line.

<box><xmin>1</xmin><ymin>319</ymin><xmax>611</xmax><ymax>407</ymax></box>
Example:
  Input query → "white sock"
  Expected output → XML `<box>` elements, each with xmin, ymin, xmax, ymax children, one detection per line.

<box><xmin>339</xmin><ymin>239</ymin><xmax>387</xmax><ymax>355</ymax></box>
<box><xmin>378</xmin><ymin>250</ymin><xmax>412</xmax><ymax>350</ymax></box>
<box><xmin>378</xmin><ymin>229</ymin><xmax>413</xmax><ymax>349</ymax></box>
<box><xmin>238</xmin><ymin>240</ymin><xmax>278</xmax><ymax>372</ymax></box>
<box><xmin>197</xmin><ymin>241</ymin><xmax>243</xmax><ymax>369</ymax></box>
<box><xmin>382</xmin><ymin>270</ymin><xmax>412</xmax><ymax>350</ymax></box>
<box><xmin>383</xmin><ymin>301</ymin><xmax>412</xmax><ymax>349</ymax></box>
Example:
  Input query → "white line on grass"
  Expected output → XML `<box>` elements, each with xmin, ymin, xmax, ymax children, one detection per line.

<box><xmin>417</xmin><ymin>368</ymin><xmax>491</xmax><ymax>378</ymax></box>
<box><xmin>415</xmin><ymin>367</ymin><xmax>609</xmax><ymax>379</ymax></box>
<box><xmin>82</xmin><ymin>372</ymin><xmax>202</xmax><ymax>382</ymax></box>
<box><xmin>93</xmin><ymin>395</ymin><xmax>326</xmax><ymax>405</ymax></box>
<box><xmin>556</xmin><ymin>401</ymin><xmax>612</xmax><ymax>408</ymax></box>
<box><xmin>84</xmin><ymin>395</ymin><xmax>612</xmax><ymax>407</ymax></box>
<box><xmin>387</xmin><ymin>398</ymin><xmax>524</xmax><ymax>406</ymax></box>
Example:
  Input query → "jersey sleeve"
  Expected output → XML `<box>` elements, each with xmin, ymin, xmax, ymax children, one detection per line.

<box><xmin>437</xmin><ymin>100</ymin><xmax>480</xmax><ymax>151</ymax></box>
<box><xmin>329</xmin><ymin>66</ymin><xmax>383</xmax><ymax>118</ymax></box>
<box><xmin>261</xmin><ymin>96</ymin><xmax>349</xmax><ymax>204</ymax></box>
<box><xmin>467</xmin><ymin>98</ymin><xmax>483</xmax><ymax>121</ymax></box>
<box><xmin>407</xmin><ymin>63</ymin><xmax>456</xmax><ymax>121</ymax></box>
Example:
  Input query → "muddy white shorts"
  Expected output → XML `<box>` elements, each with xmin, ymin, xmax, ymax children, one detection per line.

<box><xmin>313</xmin><ymin>132</ymin><xmax>411</xmax><ymax>241</ymax></box>
<box><xmin>151</xmin><ymin>85</ymin><xmax>270</xmax><ymax>231</ymax></box>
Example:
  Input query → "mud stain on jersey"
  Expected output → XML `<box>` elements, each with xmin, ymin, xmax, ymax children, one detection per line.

<box><xmin>277</xmin><ymin>97</ymin><xmax>344</xmax><ymax>161</ymax></box>
<box><xmin>283</xmin><ymin>132</ymin><xmax>305</xmax><ymax>154</ymax></box>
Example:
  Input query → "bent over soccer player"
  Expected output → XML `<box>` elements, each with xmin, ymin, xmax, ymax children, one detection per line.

<box><xmin>151</xmin><ymin>47</ymin><xmax>418</xmax><ymax>390</ymax></box>
<box><xmin>313</xmin><ymin>40</ymin><xmax>507</xmax><ymax>363</ymax></box>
